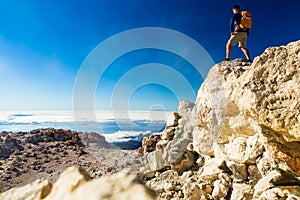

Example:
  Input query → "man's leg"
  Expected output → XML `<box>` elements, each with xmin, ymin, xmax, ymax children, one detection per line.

<box><xmin>239</xmin><ymin>33</ymin><xmax>251</xmax><ymax>61</ymax></box>
<box><xmin>226</xmin><ymin>42</ymin><xmax>232</xmax><ymax>60</ymax></box>
<box><xmin>226</xmin><ymin>33</ymin><xmax>238</xmax><ymax>61</ymax></box>
<box><xmin>241</xmin><ymin>47</ymin><xmax>251</xmax><ymax>60</ymax></box>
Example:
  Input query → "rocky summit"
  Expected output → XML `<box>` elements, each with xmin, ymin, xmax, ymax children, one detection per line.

<box><xmin>142</xmin><ymin>40</ymin><xmax>300</xmax><ymax>200</ymax></box>
<box><xmin>0</xmin><ymin>40</ymin><xmax>300</xmax><ymax>200</ymax></box>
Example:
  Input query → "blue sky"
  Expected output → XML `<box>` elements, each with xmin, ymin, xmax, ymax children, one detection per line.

<box><xmin>0</xmin><ymin>0</ymin><xmax>300</xmax><ymax>111</ymax></box>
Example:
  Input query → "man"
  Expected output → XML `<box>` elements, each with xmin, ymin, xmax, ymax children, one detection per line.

<box><xmin>225</xmin><ymin>5</ymin><xmax>251</xmax><ymax>62</ymax></box>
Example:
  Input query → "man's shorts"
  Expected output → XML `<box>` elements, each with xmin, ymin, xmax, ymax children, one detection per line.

<box><xmin>227</xmin><ymin>32</ymin><xmax>248</xmax><ymax>48</ymax></box>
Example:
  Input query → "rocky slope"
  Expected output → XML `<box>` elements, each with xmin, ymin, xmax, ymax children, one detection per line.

<box><xmin>0</xmin><ymin>40</ymin><xmax>299</xmax><ymax>200</ymax></box>
<box><xmin>0</xmin><ymin>128</ymin><xmax>146</xmax><ymax>193</ymax></box>
<box><xmin>142</xmin><ymin>40</ymin><xmax>300</xmax><ymax>199</ymax></box>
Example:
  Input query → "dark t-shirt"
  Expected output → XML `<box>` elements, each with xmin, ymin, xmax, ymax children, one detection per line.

<box><xmin>230</xmin><ymin>12</ymin><xmax>249</xmax><ymax>34</ymax></box>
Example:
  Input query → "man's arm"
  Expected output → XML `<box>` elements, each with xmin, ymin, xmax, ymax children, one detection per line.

<box><xmin>230</xmin><ymin>14</ymin><xmax>239</xmax><ymax>34</ymax></box>
<box><xmin>230</xmin><ymin>15</ymin><xmax>236</xmax><ymax>33</ymax></box>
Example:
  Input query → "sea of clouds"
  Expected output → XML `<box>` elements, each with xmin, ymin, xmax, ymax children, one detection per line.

<box><xmin>0</xmin><ymin>110</ymin><xmax>170</xmax><ymax>148</ymax></box>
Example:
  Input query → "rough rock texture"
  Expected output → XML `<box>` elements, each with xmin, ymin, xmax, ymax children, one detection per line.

<box><xmin>0</xmin><ymin>167</ymin><xmax>156</xmax><ymax>200</ymax></box>
<box><xmin>142</xmin><ymin>40</ymin><xmax>300</xmax><ymax>200</ymax></box>
<box><xmin>0</xmin><ymin>128</ymin><xmax>146</xmax><ymax>193</ymax></box>
<box><xmin>141</xmin><ymin>135</ymin><xmax>160</xmax><ymax>153</ymax></box>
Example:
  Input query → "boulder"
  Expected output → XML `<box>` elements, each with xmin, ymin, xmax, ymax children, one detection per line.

<box><xmin>44</xmin><ymin>166</ymin><xmax>92</xmax><ymax>200</ymax></box>
<box><xmin>224</xmin><ymin>134</ymin><xmax>264</xmax><ymax>164</ymax></box>
<box><xmin>226</xmin><ymin>161</ymin><xmax>248</xmax><ymax>183</ymax></box>
<box><xmin>194</xmin><ymin>59</ymin><xmax>253</xmax><ymax>155</ymax></box>
<box><xmin>230</xmin><ymin>183</ymin><xmax>253</xmax><ymax>200</ymax></box>
<box><xmin>254</xmin><ymin>169</ymin><xmax>300</xmax><ymax>198</ymax></box>
<box><xmin>212</xmin><ymin>173</ymin><xmax>232</xmax><ymax>199</ymax></box>
<box><xmin>193</xmin><ymin>41</ymin><xmax>300</xmax><ymax>173</ymax></box>
<box><xmin>258</xmin><ymin>125</ymin><xmax>300</xmax><ymax>176</ymax></box>
<box><xmin>147</xmin><ymin>149</ymin><xmax>165</xmax><ymax>171</ymax></box>
<box><xmin>234</xmin><ymin>41</ymin><xmax>300</xmax><ymax>140</ymax></box>
<box><xmin>198</xmin><ymin>158</ymin><xmax>225</xmax><ymax>182</ymax></box>
<box><xmin>258</xmin><ymin>186</ymin><xmax>300</xmax><ymax>200</ymax></box>
<box><xmin>171</xmin><ymin>151</ymin><xmax>196</xmax><ymax>174</ymax></box>
<box><xmin>182</xmin><ymin>182</ymin><xmax>206</xmax><ymax>200</ymax></box>
<box><xmin>257</xmin><ymin>152</ymin><xmax>275</xmax><ymax>176</ymax></box>
<box><xmin>1</xmin><ymin>166</ymin><xmax>156</xmax><ymax>200</ymax></box>
<box><xmin>160</xmin><ymin>127</ymin><xmax>176</xmax><ymax>140</ymax></box>
<box><xmin>166</xmin><ymin>112</ymin><xmax>180</xmax><ymax>127</ymax></box>
<box><xmin>142</xmin><ymin>135</ymin><xmax>159</xmax><ymax>153</ymax></box>
<box><xmin>69</xmin><ymin>173</ymin><xmax>156</xmax><ymax>200</ymax></box>
<box><xmin>178</xmin><ymin>100</ymin><xmax>195</xmax><ymax>116</ymax></box>
<box><xmin>0</xmin><ymin>179</ymin><xmax>51</xmax><ymax>200</ymax></box>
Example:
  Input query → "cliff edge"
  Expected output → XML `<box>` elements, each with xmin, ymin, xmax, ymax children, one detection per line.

<box><xmin>143</xmin><ymin>40</ymin><xmax>300</xmax><ymax>199</ymax></box>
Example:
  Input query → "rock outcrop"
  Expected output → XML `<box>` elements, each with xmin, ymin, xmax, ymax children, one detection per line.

<box><xmin>142</xmin><ymin>40</ymin><xmax>300</xmax><ymax>199</ymax></box>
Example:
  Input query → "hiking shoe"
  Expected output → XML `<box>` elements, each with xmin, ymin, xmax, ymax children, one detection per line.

<box><xmin>242</xmin><ymin>58</ymin><xmax>252</xmax><ymax>63</ymax></box>
<box><xmin>225</xmin><ymin>58</ymin><xmax>230</xmax><ymax>61</ymax></box>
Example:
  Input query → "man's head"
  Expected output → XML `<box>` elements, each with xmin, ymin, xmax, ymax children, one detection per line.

<box><xmin>232</xmin><ymin>5</ymin><xmax>240</xmax><ymax>14</ymax></box>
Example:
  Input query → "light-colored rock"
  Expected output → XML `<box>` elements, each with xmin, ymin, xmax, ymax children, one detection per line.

<box><xmin>171</xmin><ymin>151</ymin><xmax>196</xmax><ymax>174</ymax></box>
<box><xmin>193</xmin><ymin>126</ymin><xmax>215</xmax><ymax>156</ymax></box>
<box><xmin>164</xmin><ymin>182</ymin><xmax>175</xmax><ymax>192</ymax></box>
<box><xmin>45</xmin><ymin>166</ymin><xmax>91</xmax><ymax>200</ymax></box>
<box><xmin>196</xmin><ymin>156</ymin><xmax>206</xmax><ymax>167</ymax></box>
<box><xmin>181</xmin><ymin>170</ymin><xmax>193</xmax><ymax>179</ymax></box>
<box><xmin>182</xmin><ymin>182</ymin><xmax>206</xmax><ymax>200</ymax></box>
<box><xmin>258</xmin><ymin>125</ymin><xmax>300</xmax><ymax>176</ymax></box>
<box><xmin>245</xmin><ymin>134</ymin><xmax>265</xmax><ymax>163</ymax></box>
<box><xmin>254</xmin><ymin>169</ymin><xmax>300</xmax><ymax>198</ymax></box>
<box><xmin>258</xmin><ymin>186</ymin><xmax>300</xmax><ymax>200</ymax></box>
<box><xmin>178</xmin><ymin>100</ymin><xmax>195</xmax><ymax>116</ymax></box>
<box><xmin>193</xmin><ymin>40</ymin><xmax>300</xmax><ymax>175</ymax></box>
<box><xmin>145</xmin><ymin>170</ymin><xmax>179</xmax><ymax>195</ymax></box>
<box><xmin>199</xmin><ymin>158</ymin><xmax>223</xmax><ymax>182</ymax></box>
<box><xmin>71</xmin><ymin>172</ymin><xmax>156</xmax><ymax>200</ymax></box>
<box><xmin>212</xmin><ymin>179</ymin><xmax>229</xmax><ymax>199</ymax></box>
<box><xmin>230</xmin><ymin>183</ymin><xmax>253</xmax><ymax>200</ymax></box>
<box><xmin>223</xmin><ymin>134</ymin><xmax>264</xmax><ymax>164</ymax></box>
<box><xmin>194</xmin><ymin>59</ymin><xmax>252</xmax><ymax>156</ymax></box>
<box><xmin>229</xmin><ymin>113</ymin><xmax>257</xmax><ymax>136</ymax></box>
<box><xmin>1</xmin><ymin>166</ymin><xmax>156</xmax><ymax>200</ymax></box>
<box><xmin>257</xmin><ymin>152</ymin><xmax>275</xmax><ymax>176</ymax></box>
<box><xmin>0</xmin><ymin>179</ymin><xmax>51</xmax><ymax>200</ymax></box>
<box><xmin>225</xmin><ymin>136</ymin><xmax>248</xmax><ymax>163</ymax></box>
<box><xmin>166</xmin><ymin>112</ymin><xmax>180</xmax><ymax>127</ymax></box>
<box><xmin>212</xmin><ymin>172</ymin><xmax>232</xmax><ymax>199</ymax></box>
<box><xmin>163</xmin><ymin>138</ymin><xmax>192</xmax><ymax>169</ymax></box>
<box><xmin>161</xmin><ymin>127</ymin><xmax>176</xmax><ymax>140</ymax></box>
<box><xmin>159</xmin><ymin>170</ymin><xmax>179</xmax><ymax>180</ymax></box>
<box><xmin>147</xmin><ymin>149</ymin><xmax>165</xmax><ymax>171</ymax></box>
<box><xmin>235</xmin><ymin>41</ymin><xmax>300</xmax><ymax>140</ymax></box>
<box><xmin>162</xmin><ymin>110</ymin><xmax>197</xmax><ymax>164</ymax></box>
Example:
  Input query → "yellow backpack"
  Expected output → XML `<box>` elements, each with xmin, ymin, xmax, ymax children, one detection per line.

<box><xmin>239</xmin><ymin>11</ymin><xmax>252</xmax><ymax>29</ymax></box>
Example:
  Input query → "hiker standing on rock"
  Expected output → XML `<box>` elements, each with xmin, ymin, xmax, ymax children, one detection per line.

<box><xmin>225</xmin><ymin>5</ymin><xmax>252</xmax><ymax>62</ymax></box>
